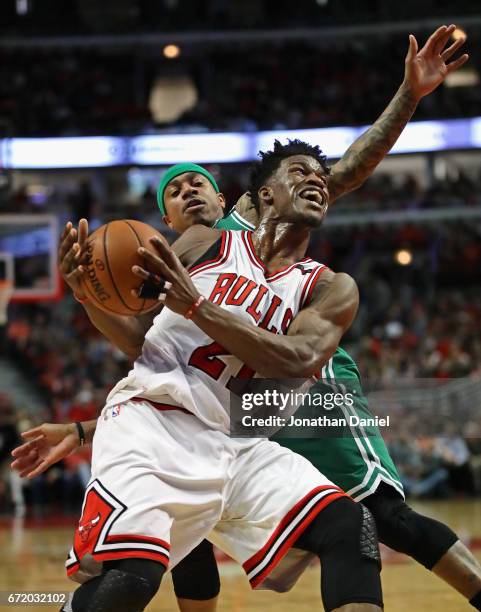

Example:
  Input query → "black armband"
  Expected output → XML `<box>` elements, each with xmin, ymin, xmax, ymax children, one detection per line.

<box><xmin>75</xmin><ymin>422</ymin><xmax>86</xmax><ymax>446</ymax></box>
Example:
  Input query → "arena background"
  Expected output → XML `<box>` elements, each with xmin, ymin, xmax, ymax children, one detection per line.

<box><xmin>1</xmin><ymin>1</ymin><xmax>481</xmax><ymax>610</ymax></box>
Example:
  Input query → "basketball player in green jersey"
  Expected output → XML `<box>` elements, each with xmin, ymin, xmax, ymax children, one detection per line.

<box><xmin>13</xmin><ymin>25</ymin><xmax>481</xmax><ymax>611</ymax></box>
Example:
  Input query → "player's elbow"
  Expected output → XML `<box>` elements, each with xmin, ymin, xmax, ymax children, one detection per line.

<box><xmin>251</xmin><ymin>344</ymin><xmax>307</xmax><ymax>378</ymax></box>
<box><xmin>118</xmin><ymin>347</ymin><xmax>141</xmax><ymax>361</ymax></box>
<box><xmin>261</xmin><ymin>345</ymin><xmax>321</xmax><ymax>378</ymax></box>
<box><xmin>126</xmin><ymin>346</ymin><xmax>143</xmax><ymax>361</ymax></box>
<box><xmin>304</xmin><ymin>276</ymin><xmax>360</xmax><ymax>374</ymax></box>
<box><xmin>117</xmin><ymin>338</ymin><xmax>144</xmax><ymax>361</ymax></box>
<box><xmin>115</xmin><ymin>329</ymin><xmax>145</xmax><ymax>360</ymax></box>
<box><xmin>336</xmin><ymin>273</ymin><xmax>359</xmax><ymax>331</ymax></box>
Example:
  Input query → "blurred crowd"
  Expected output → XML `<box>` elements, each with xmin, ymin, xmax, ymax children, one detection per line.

<box><xmin>0</xmin><ymin>390</ymin><xmax>92</xmax><ymax>516</ymax></box>
<box><xmin>1</xmin><ymin>298</ymin><xmax>124</xmax><ymax>516</ymax></box>
<box><xmin>3</xmin><ymin>0</ymin><xmax>481</xmax><ymax>36</ymax></box>
<box><xmin>6</xmin><ymin>301</ymin><xmax>126</xmax><ymax>424</ymax></box>
<box><xmin>5</xmin><ymin>165</ymin><xmax>481</xmax><ymax>222</ymax></box>
<box><xmin>2</xmin><ymin>29</ymin><xmax>480</xmax><ymax>137</ymax></box>
<box><xmin>326</xmin><ymin>169</ymin><xmax>481</xmax><ymax>212</ymax></box>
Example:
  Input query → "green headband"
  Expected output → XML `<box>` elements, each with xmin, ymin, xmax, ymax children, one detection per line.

<box><xmin>157</xmin><ymin>163</ymin><xmax>220</xmax><ymax>215</ymax></box>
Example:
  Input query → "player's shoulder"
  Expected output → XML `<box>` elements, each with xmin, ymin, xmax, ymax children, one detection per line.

<box><xmin>298</xmin><ymin>258</ymin><xmax>335</xmax><ymax>282</ymax></box>
<box><xmin>294</xmin><ymin>258</ymin><xmax>328</xmax><ymax>274</ymax></box>
<box><xmin>308</xmin><ymin>270</ymin><xmax>357</xmax><ymax>306</ymax></box>
<box><xmin>173</xmin><ymin>225</ymin><xmax>222</xmax><ymax>268</ymax></box>
<box><xmin>181</xmin><ymin>224</ymin><xmax>221</xmax><ymax>242</ymax></box>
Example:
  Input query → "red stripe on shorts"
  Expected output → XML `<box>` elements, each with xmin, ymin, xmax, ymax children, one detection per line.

<box><xmin>91</xmin><ymin>549</ymin><xmax>169</xmax><ymax>568</ymax></box>
<box><xmin>243</xmin><ymin>485</ymin><xmax>347</xmax><ymax>588</ymax></box>
<box><xmin>105</xmin><ymin>534</ymin><xmax>170</xmax><ymax>550</ymax></box>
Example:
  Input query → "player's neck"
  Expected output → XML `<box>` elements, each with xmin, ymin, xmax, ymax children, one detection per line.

<box><xmin>251</xmin><ymin>220</ymin><xmax>310</xmax><ymax>273</ymax></box>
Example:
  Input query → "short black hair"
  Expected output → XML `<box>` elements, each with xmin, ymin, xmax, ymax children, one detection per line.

<box><xmin>248</xmin><ymin>139</ymin><xmax>330</xmax><ymax>210</ymax></box>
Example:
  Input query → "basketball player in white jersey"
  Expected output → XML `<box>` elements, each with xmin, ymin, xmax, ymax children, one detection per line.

<box><xmin>59</xmin><ymin>140</ymin><xmax>387</xmax><ymax>612</ymax></box>
<box><xmin>10</xmin><ymin>27</ymin><xmax>472</xmax><ymax>612</ymax></box>
<box><xmin>17</xmin><ymin>152</ymin><xmax>481</xmax><ymax>612</ymax></box>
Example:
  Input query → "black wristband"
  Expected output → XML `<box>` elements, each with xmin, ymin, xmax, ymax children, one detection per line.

<box><xmin>138</xmin><ymin>278</ymin><xmax>165</xmax><ymax>299</ymax></box>
<box><xmin>75</xmin><ymin>421</ymin><xmax>86</xmax><ymax>446</ymax></box>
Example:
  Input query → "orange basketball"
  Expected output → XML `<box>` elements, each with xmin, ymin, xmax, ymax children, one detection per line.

<box><xmin>80</xmin><ymin>220</ymin><xmax>167</xmax><ymax>316</ymax></box>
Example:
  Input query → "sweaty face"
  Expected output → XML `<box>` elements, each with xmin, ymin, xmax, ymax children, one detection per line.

<box><xmin>263</xmin><ymin>155</ymin><xmax>329</xmax><ymax>228</ymax></box>
<box><xmin>163</xmin><ymin>172</ymin><xmax>225</xmax><ymax>233</ymax></box>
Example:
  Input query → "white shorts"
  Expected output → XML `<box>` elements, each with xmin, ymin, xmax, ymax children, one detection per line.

<box><xmin>66</xmin><ymin>399</ymin><xmax>346</xmax><ymax>591</ymax></box>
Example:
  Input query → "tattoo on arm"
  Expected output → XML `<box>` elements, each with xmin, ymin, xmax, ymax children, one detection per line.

<box><xmin>328</xmin><ymin>84</ymin><xmax>418</xmax><ymax>203</ymax></box>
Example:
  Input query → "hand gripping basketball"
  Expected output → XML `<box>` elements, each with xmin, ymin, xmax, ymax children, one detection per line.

<box><xmin>58</xmin><ymin>219</ymin><xmax>90</xmax><ymax>300</ymax></box>
<box><xmin>78</xmin><ymin>220</ymin><xmax>168</xmax><ymax>316</ymax></box>
<box><xmin>132</xmin><ymin>235</ymin><xmax>204</xmax><ymax>317</ymax></box>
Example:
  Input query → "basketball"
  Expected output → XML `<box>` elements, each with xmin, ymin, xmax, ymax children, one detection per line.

<box><xmin>80</xmin><ymin>219</ymin><xmax>167</xmax><ymax>316</ymax></box>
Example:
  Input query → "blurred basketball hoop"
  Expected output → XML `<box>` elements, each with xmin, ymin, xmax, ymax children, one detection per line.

<box><xmin>0</xmin><ymin>215</ymin><xmax>60</xmax><ymax>302</ymax></box>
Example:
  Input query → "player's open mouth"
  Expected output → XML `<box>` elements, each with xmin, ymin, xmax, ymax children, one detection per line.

<box><xmin>184</xmin><ymin>198</ymin><xmax>205</xmax><ymax>212</ymax></box>
<box><xmin>298</xmin><ymin>187</ymin><xmax>327</xmax><ymax>207</ymax></box>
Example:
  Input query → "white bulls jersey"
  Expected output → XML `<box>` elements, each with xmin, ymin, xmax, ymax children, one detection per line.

<box><xmin>69</xmin><ymin>230</ymin><xmax>346</xmax><ymax>591</ymax></box>
<box><xmin>106</xmin><ymin>230</ymin><xmax>327</xmax><ymax>434</ymax></box>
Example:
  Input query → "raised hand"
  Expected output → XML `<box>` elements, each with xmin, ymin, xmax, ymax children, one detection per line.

<box><xmin>404</xmin><ymin>24</ymin><xmax>469</xmax><ymax>100</ymax></box>
<box><xmin>233</xmin><ymin>192</ymin><xmax>259</xmax><ymax>228</ymax></box>
<box><xmin>58</xmin><ymin>218</ymin><xmax>89</xmax><ymax>298</ymax></box>
<box><xmin>10</xmin><ymin>423</ymin><xmax>80</xmax><ymax>479</ymax></box>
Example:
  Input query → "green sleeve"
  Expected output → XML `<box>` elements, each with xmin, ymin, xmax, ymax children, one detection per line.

<box><xmin>214</xmin><ymin>209</ymin><xmax>255</xmax><ymax>231</ymax></box>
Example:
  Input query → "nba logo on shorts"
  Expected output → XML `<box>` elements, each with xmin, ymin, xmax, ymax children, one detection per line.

<box><xmin>110</xmin><ymin>405</ymin><xmax>121</xmax><ymax>418</ymax></box>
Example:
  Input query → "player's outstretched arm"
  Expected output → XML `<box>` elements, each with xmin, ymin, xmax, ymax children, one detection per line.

<box><xmin>327</xmin><ymin>24</ymin><xmax>468</xmax><ymax>204</ymax></box>
<box><xmin>10</xmin><ymin>420</ymin><xmax>97</xmax><ymax>479</ymax></box>
<box><xmin>59</xmin><ymin>219</ymin><xmax>159</xmax><ymax>360</ymax></box>
<box><xmin>133</xmin><ymin>235</ymin><xmax>358</xmax><ymax>377</ymax></box>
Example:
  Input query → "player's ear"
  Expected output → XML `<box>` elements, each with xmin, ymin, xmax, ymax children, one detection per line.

<box><xmin>162</xmin><ymin>214</ymin><xmax>174</xmax><ymax>229</ymax></box>
<box><xmin>258</xmin><ymin>186</ymin><xmax>273</xmax><ymax>206</ymax></box>
<box><xmin>216</xmin><ymin>192</ymin><xmax>226</xmax><ymax>211</ymax></box>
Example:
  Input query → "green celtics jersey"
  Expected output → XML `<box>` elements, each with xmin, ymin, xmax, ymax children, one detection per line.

<box><xmin>275</xmin><ymin>348</ymin><xmax>403</xmax><ymax>501</ymax></box>
<box><xmin>216</xmin><ymin>209</ymin><xmax>403</xmax><ymax>501</ymax></box>
<box><xmin>215</xmin><ymin>208</ymin><xmax>256</xmax><ymax>231</ymax></box>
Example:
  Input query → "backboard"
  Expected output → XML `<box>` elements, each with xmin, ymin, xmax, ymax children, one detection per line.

<box><xmin>0</xmin><ymin>215</ymin><xmax>61</xmax><ymax>302</ymax></box>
